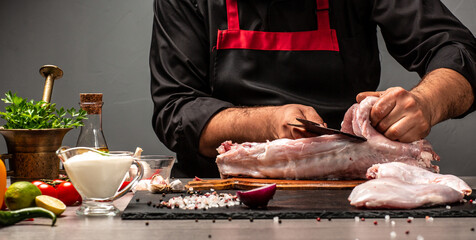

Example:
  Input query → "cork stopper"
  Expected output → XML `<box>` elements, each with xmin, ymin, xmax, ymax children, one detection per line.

<box><xmin>79</xmin><ymin>93</ymin><xmax>103</xmax><ymax>114</ymax></box>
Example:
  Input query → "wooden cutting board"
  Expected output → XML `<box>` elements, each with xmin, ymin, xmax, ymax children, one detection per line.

<box><xmin>186</xmin><ymin>178</ymin><xmax>366</xmax><ymax>190</ymax></box>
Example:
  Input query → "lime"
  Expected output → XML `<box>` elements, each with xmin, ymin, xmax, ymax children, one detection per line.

<box><xmin>5</xmin><ymin>181</ymin><xmax>42</xmax><ymax>210</ymax></box>
<box><xmin>35</xmin><ymin>195</ymin><xmax>66</xmax><ymax>216</ymax></box>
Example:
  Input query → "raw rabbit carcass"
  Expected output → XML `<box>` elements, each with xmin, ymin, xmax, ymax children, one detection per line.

<box><xmin>216</xmin><ymin>97</ymin><xmax>439</xmax><ymax>179</ymax></box>
<box><xmin>348</xmin><ymin>162</ymin><xmax>471</xmax><ymax>209</ymax></box>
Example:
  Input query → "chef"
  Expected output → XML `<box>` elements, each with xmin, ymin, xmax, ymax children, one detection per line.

<box><xmin>150</xmin><ymin>0</ymin><xmax>476</xmax><ymax>177</ymax></box>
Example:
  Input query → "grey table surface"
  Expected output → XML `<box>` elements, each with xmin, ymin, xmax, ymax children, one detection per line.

<box><xmin>3</xmin><ymin>177</ymin><xmax>476</xmax><ymax>240</ymax></box>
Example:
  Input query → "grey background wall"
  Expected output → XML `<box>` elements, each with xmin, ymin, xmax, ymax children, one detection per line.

<box><xmin>0</xmin><ymin>0</ymin><xmax>475</xmax><ymax>175</ymax></box>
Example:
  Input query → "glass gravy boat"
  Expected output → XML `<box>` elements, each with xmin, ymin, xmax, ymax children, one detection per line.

<box><xmin>57</xmin><ymin>146</ymin><xmax>143</xmax><ymax>216</ymax></box>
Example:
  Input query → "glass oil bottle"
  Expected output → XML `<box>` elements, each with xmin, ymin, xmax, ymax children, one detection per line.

<box><xmin>76</xmin><ymin>93</ymin><xmax>109</xmax><ymax>152</ymax></box>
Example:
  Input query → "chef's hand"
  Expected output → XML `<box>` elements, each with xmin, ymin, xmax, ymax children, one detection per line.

<box><xmin>199</xmin><ymin>104</ymin><xmax>325</xmax><ymax>157</ymax></box>
<box><xmin>356</xmin><ymin>87</ymin><xmax>432</xmax><ymax>143</ymax></box>
<box><xmin>272</xmin><ymin>104</ymin><xmax>326</xmax><ymax>139</ymax></box>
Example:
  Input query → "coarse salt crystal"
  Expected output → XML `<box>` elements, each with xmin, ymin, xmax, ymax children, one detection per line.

<box><xmin>354</xmin><ymin>216</ymin><xmax>360</xmax><ymax>222</ymax></box>
<box><xmin>391</xmin><ymin>221</ymin><xmax>396</xmax><ymax>226</ymax></box>
<box><xmin>390</xmin><ymin>231</ymin><xmax>397</xmax><ymax>239</ymax></box>
<box><xmin>385</xmin><ymin>215</ymin><xmax>390</xmax><ymax>222</ymax></box>
<box><xmin>425</xmin><ymin>216</ymin><xmax>434</xmax><ymax>222</ymax></box>
<box><xmin>416</xmin><ymin>235</ymin><xmax>424</xmax><ymax>240</ymax></box>
<box><xmin>446</xmin><ymin>205</ymin><xmax>451</xmax><ymax>209</ymax></box>
<box><xmin>273</xmin><ymin>216</ymin><xmax>279</xmax><ymax>223</ymax></box>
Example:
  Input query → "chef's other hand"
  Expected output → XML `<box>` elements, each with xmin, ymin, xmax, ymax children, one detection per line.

<box><xmin>356</xmin><ymin>87</ymin><xmax>431</xmax><ymax>143</ymax></box>
<box><xmin>273</xmin><ymin>104</ymin><xmax>326</xmax><ymax>140</ymax></box>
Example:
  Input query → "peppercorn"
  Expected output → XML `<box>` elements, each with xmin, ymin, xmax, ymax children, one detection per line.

<box><xmin>373</xmin><ymin>221</ymin><xmax>378</xmax><ymax>225</ymax></box>
<box><xmin>208</xmin><ymin>234</ymin><xmax>212</xmax><ymax>238</ymax></box>
<box><xmin>136</xmin><ymin>198</ymin><xmax>140</xmax><ymax>202</ymax></box>
<box><xmin>195</xmin><ymin>218</ymin><xmax>198</xmax><ymax>222</ymax></box>
<box><xmin>228</xmin><ymin>217</ymin><xmax>232</xmax><ymax>221</ymax></box>
<box><xmin>278</xmin><ymin>219</ymin><xmax>282</xmax><ymax>224</ymax></box>
<box><xmin>316</xmin><ymin>217</ymin><xmax>321</xmax><ymax>222</ymax></box>
<box><xmin>212</xmin><ymin>219</ymin><xmax>216</xmax><ymax>223</ymax></box>
<box><xmin>471</xmin><ymin>228</ymin><xmax>475</xmax><ymax>231</ymax></box>
<box><xmin>407</xmin><ymin>219</ymin><xmax>412</xmax><ymax>223</ymax></box>
<box><xmin>250</xmin><ymin>217</ymin><xmax>254</xmax><ymax>222</ymax></box>
<box><xmin>405</xmin><ymin>230</ymin><xmax>410</xmax><ymax>234</ymax></box>
<box><xmin>147</xmin><ymin>201</ymin><xmax>152</xmax><ymax>206</ymax></box>
<box><xmin>328</xmin><ymin>218</ymin><xmax>332</xmax><ymax>221</ymax></box>
<box><xmin>361</xmin><ymin>217</ymin><xmax>365</xmax><ymax>221</ymax></box>
<box><xmin>145</xmin><ymin>222</ymin><xmax>149</xmax><ymax>226</ymax></box>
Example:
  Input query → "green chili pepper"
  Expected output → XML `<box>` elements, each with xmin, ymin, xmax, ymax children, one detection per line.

<box><xmin>0</xmin><ymin>207</ymin><xmax>56</xmax><ymax>227</ymax></box>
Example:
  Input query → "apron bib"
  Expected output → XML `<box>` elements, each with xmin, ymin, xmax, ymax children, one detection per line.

<box><xmin>212</xmin><ymin>0</ymin><xmax>353</xmax><ymax>127</ymax></box>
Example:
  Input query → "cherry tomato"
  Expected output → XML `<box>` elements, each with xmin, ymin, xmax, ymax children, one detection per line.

<box><xmin>31</xmin><ymin>180</ymin><xmax>45</xmax><ymax>187</ymax></box>
<box><xmin>51</xmin><ymin>179</ymin><xmax>66</xmax><ymax>188</ymax></box>
<box><xmin>37</xmin><ymin>183</ymin><xmax>58</xmax><ymax>198</ymax></box>
<box><xmin>56</xmin><ymin>181</ymin><xmax>82</xmax><ymax>206</ymax></box>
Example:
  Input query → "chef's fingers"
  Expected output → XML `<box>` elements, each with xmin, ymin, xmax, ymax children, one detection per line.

<box><xmin>291</xmin><ymin>127</ymin><xmax>317</xmax><ymax>139</ymax></box>
<box><xmin>356</xmin><ymin>91</ymin><xmax>383</xmax><ymax>103</ymax></box>
<box><xmin>300</xmin><ymin>106</ymin><xmax>326</xmax><ymax>127</ymax></box>
<box><xmin>381</xmin><ymin>116</ymin><xmax>413</xmax><ymax>141</ymax></box>
<box><xmin>369</xmin><ymin>94</ymin><xmax>396</xmax><ymax>128</ymax></box>
<box><xmin>385</xmin><ymin>117</ymin><xmax>428</xmax><ymax>142</ymax></box>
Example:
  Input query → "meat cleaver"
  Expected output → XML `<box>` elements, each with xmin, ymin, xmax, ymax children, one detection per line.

<box><xmin>288</xmin><ymin>118</ymin><xmax>367</xmax><ymax>142</ymax></box>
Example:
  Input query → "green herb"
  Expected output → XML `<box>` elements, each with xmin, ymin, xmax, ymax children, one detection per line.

<box><xmin>0</xmin><ymin>91</ymin><xmax>87</xmax><ymax>129</ymax></box>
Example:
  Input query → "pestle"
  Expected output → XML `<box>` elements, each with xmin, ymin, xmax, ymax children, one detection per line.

<box><xmin>39</xmin><ymin>65</ymin><xmax>63</xmax><ymax>103</ymax></box>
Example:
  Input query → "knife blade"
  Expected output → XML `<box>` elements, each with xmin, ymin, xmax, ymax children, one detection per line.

<box><xmin>288</xmin><ymin>118</ymin><xmax>367</xmax><ymax>142</ymax></box>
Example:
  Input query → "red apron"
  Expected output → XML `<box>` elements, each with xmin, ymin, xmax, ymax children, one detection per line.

<box><xmin>211</xmin><ymin>0</ymin><xmax>352</xmax><ymax>128</ymax></box>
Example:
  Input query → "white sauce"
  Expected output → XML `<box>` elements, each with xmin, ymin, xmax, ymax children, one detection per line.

<box><xmin>63</xmin><ymin>151</ymin><xmax>133</xmax><ymax>199</ymax></box>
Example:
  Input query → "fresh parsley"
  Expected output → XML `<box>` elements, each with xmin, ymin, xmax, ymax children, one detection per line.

<box><xmin>0</xmin><ymin>91</ymin><xmax>87</xmax><ymax>129</ymax></box>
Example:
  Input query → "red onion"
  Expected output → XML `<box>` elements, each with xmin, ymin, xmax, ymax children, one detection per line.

<box><xmin>236</xmin><ymin>183</ymin><xmax>277</xmax><ymax>208</ymax></box>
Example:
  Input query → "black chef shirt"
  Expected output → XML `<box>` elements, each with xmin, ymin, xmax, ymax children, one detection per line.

<box><xmin>150</xmin><ymin>0</ymin><xmax>476</xmax><ymax>177</ymax></box>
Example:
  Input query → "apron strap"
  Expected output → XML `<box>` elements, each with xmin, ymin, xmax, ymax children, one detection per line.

<box><xmin>226</xmin><ymin>0</ymin><xmax>240</xmax><ymax>30</ymax></box>
<box><xmin>226</xmin><ymin>0</ymin><xmax>331</xmax><ymax>31</ymax></box>
<box><xmin>316</xmin><ymin>0</ymin><xmax>330</xmax><ymax>30</ymax></box>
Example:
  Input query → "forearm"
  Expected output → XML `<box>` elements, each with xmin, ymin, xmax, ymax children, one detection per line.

<box><xmin>199</xmin><ymin>104</ymin><xmax>325</xmax><ymax>157</ymax></box>
<box><xmin>199</xmin><ymin>107</ymin><xmax>278</xmax><ymax>157</ymax></box>
<box><xmin>411</xmin><ymin>68</ymin><xmax>474</xmax><ymax>126</ymax></box>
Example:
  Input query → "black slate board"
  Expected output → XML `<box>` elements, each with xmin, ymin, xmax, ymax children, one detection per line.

<box><xmin>121</xmin><ymin>190</ymin><xmax>476</xmax><ymax>220</ymax></box>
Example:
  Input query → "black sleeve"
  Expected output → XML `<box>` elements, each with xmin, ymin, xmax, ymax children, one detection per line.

<box><xmin>149</xmin><ymin>0</ymin><xmax>233</xmax><ymax>176</ymax></box>
<box><xmin>371</xmin><ymin>0</ymin><xmax>476</xmax><ymax>116</ymax></box>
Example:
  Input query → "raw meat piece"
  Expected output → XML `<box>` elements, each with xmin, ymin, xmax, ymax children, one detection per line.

<box><xmin>367</xmin><ymin>162</ymin><xmax>471</xmax><ymax>195</ymax></box>
<box><xmin>348</xmin><ymin>178</ymin><xmax>463</xmax><ymax>209</ymax></box>
<box><xmin>216</xmin><ymin>97</ymin><xmax>439</xmax><ymax>179</ymax></box>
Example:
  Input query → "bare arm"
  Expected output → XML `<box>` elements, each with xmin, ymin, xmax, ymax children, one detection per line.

<box><xmin>198</xmin><ymin>104</ymin><xmax>325</xmax><ymax>157</ymax></box>
<box><xmin>357</xmin><ymin>68</ymin><xmax>474</xmax><ymax>142</ymax></box>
